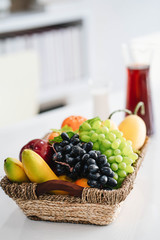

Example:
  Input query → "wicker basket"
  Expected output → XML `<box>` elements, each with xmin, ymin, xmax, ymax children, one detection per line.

<box><xmin>0</xmin><ymin>138</ymin><xmax>148</xmax><ymax>226</ymax></box>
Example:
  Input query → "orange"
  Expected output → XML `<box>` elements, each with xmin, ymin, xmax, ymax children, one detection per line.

<box><xmin>75</xmin><ymin>178</ymin><xmax>90</xmax><ymax>188</ymax></box>
<box><xmin>48</xmin><ymin>132</ymin><xmax>60</xmax><ymax>140</ymax></box>
<box><xmin>61</xmin><ymin>116</ymin><xmax>87</xmax><ymax>131</ymax></box>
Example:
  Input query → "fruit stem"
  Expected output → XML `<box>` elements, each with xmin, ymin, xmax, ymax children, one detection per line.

<box><xmin>108</xmin><ymin>109</ymin><xmax>132</xmax><ymax>119</ymax></box>
<box><xmin>55</xmin><ymin>160</ymin><xmax>73</xmax><ymax>172</ymax></box>
<box><xmin>52</xmin><ymin>144</ymin><xmax>58</xmax><ymax>156</ymax></box>
<box><xmin>134</xmin><ymin>102</ymin><xmax>145</xmax><ymax>115</ymax></box>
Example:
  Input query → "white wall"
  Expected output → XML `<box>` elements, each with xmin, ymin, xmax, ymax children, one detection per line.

<box><xmin>86</xmin><ymin>0</ymin><xmax>160</xmax><ymax>89</ymax></box>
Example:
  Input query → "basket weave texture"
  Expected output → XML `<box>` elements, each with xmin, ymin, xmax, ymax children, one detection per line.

<box><xmin>0</xmin><ymin>138</ymin><xmax>148</xmax><ymax>225</ymax></box>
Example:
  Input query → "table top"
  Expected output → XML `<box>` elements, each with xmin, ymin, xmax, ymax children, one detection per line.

<box><xmin>0</xmin><ymin>94</ymin><xmax>160</xmax><ymax>240</ymax></box>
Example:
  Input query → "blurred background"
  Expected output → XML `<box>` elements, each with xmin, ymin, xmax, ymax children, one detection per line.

<box><xmin>0</xmin><ymin>0</ymin><xmax>160</xmax><ymax>128</ymax></box>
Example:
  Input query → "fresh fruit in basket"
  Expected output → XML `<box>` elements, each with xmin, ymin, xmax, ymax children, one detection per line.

<box><xmin>51</xmin><ymin>132</ymin><xmax>117</xmax><ymax>189</ymax></box>
<box><xmin>19</xmin><ymin>139</ymin><xmax>54</xmax><ymax>167</ymax></box>
<box><xmin>61</xmin><ymin>115</ymin><xmax>87</xmax><ymax>131</ymax></box>
<box><xmin>4</xmin><ymin>157</ymin><xmax>29</xmax><ymax>183</ymax></box>
<box><xmin>0</xmin><ymin>108</ymin><xmax>148</xmax><ymax>226</ymax></box>
<box><xmin>79</xmin><ymin>117</ymin><xmax>139</xmax><ymax>186</ymax></box>
<box><xmin>2</xmin><ymin>103</ymin><xmax>147</xmax><ymax>194</ymax></box>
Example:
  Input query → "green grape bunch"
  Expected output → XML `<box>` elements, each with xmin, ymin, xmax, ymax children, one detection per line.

<box><xmin>79</xmin><ymin>117</ymin><xmax>138</xmax><ymax>187</ymax></box>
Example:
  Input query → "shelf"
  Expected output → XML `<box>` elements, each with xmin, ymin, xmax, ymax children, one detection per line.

<box><xmin>0</xmin><ymin>2</ymin><xmax>89</xmax><ymax>36</ymax></box>
<box><xmin>0</xmin><ymin>1</ymin><xmax>90</xmax><ymax>109</ymax></box>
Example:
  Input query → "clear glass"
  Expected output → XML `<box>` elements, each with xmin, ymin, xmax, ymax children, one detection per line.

<box><xmin>122</xmin><ymin>43</ymin><xmax>154</xmax><ymax>136</ymax></box>
<box><xmin>89</xmin><ymin>76</ymin><xmax>110</xmax><ymax>120</ymax></box>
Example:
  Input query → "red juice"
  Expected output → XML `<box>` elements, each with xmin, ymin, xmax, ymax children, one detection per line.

<box><xmin>126</xmin><ymin>65</ymin><xmax>154</xmax><ymax>135</ymax></box>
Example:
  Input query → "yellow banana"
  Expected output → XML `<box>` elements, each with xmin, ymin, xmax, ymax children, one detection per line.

<box><xmin>4</xmin><ymin>157</ymin><xmax>29</xmax><ymax>182</ymax></box>
<box><xmin>21</xmin><ymin>149</ymin><xmax>67</xmax><ymax>195</ymax></box>
<box><xmin>22</xmin><ymin>149</ymin><xmax>59</xmax><ymax>183</ymax></box>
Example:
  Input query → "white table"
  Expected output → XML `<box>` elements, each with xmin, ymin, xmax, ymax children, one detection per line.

<box><xmin>0</xmin><ymin>96</ymin><xmax>160</xmax><ymax>240</ymax></box>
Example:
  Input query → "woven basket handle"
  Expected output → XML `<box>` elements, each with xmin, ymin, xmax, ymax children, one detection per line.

<box><xmin>36</xmin><ymin>180</ymin><xmax>84</xmax><ymax>197</ymax></box>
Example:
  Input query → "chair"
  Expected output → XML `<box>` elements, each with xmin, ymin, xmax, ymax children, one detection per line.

<box><xmin>0</xmin><ymin>50</ymin><xmax>39</xmax><ymax>128</ymax></box>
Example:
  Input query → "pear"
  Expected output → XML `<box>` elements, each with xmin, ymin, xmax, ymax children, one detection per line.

<box><xmin>119</xmin><ymin>115</ymin><xmax>146</xmax><ymax>150</ymax></box>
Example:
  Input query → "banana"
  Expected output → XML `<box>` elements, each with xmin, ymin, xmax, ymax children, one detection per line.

<box><xmin>21</xmin><ymin>149</ymin><xmax>68</xmax><ymax>195</ymax></box>
<box><xmin>22</xmin><ymin>149</ymin><xmax>59</xmax><ymax>183</ymax></box>
<box><xmin>4</xmin><ymin>157</ymin><xmax>29</xmax><ymax>182</ymax></box>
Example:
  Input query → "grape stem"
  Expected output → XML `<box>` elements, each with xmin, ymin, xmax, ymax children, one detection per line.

<box><xmin>52</xmin><ymin>143</ymin><xmax>73</xmax><ymax>172</ymax></box>
<box><xmin>108</xmin><ymin>109</ymin><xmax>132</xmax><ymax>119</ymax></box>
<box><xmin>52</xmin><ymin>144</ymin><xmax>58</xmax><ymax>156</ymax></box>
<box><xmin>134</xmin><ymin>102</ymin><xmax>145</xmax><ymax>115</ymax></box>
<box><xmin>52</xmin><ymin>144</ymin><xmax>74</xmax><ymax>172</ymax></box>
<box><xmin>54</xmin><ymin>160</ymin><xmax>73</xmax><ymax>172</ymax></box>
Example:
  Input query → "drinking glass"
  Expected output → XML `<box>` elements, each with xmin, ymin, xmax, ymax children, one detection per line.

<box><xmin>122</xmin><ymin>43</ymin><xmax>154</xmax><ymax>135</ymax></box>
<box><xmin>89</xmin><ymin>77</ymin><xmax>110</xmax><ymax>120</ymax></box>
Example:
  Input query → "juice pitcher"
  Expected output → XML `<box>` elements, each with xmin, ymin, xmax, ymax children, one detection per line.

<box><xmin>122</xmin><ymin>43</ymin><xmax>154</xmax><ymax>135</ymax></box>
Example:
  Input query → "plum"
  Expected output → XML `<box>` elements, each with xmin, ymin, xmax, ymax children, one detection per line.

<box><xmin>19</xmin><ymin>139</ymin><xmax>54</xmax><ymax>167</ymax></box>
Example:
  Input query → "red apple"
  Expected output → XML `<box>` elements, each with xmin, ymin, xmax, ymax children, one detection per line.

<box><xmin>19</xmin><ymin>139</ymin><xmax>54</xmax><ymax>167</ymax></box>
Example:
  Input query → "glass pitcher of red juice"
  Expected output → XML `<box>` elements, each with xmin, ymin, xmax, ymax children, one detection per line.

<box><xmin>123</xmin><ymin>43</ymin><xmax>154</xmax><ymax>135</ymax></box>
